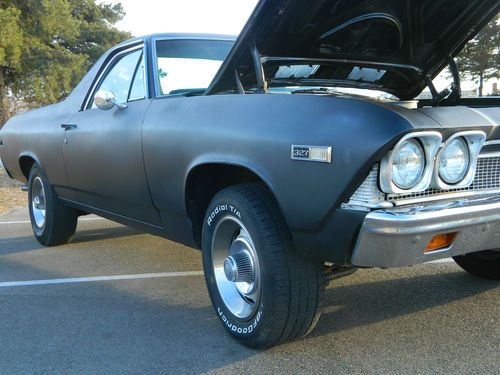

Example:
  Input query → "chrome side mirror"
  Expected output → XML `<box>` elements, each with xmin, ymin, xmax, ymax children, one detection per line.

<box><xmin>94</xmin><ymin>90</ymin><xmax>127</xmax><ymax>111</ymax></box>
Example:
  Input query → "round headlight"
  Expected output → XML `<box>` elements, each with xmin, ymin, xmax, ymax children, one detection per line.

<box><xmin>391</xmin><ymin>139</ymin><xmax>425</xmax><ymax>189</ymax></box>
<box><xmin>439</xmin><ymin>137</ymin><xmax>470</xmax><ymax>184</ymax></box>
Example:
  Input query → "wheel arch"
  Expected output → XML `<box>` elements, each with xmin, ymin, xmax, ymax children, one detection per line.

<box><xmin>185</xmin><ymin>161</ymin><xmax>281</xmax><ymax>247</ymax></box>
<box><xmin>19</xmin><ymin>152</ymin><xmax>42</xmax><ymax>181</ymax></box>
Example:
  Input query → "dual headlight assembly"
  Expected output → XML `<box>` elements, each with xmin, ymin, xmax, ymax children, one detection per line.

<box><xmin>380</xmin><ymin>131</ymin><xmax>486</xmax><ymax>194</ymax></box>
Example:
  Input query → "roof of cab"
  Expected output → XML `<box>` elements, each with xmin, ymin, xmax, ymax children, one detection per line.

<box><xmin>117</xmin><ymin>33</ymin><xmax>237</xmax><ymax>47</ymax></box>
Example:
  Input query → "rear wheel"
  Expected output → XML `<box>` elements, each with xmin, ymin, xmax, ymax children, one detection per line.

<box><xmin>202</xmin><ymin>183</ymin><xmax>325</xmax><ymax>348</ymax></box>
<box><xmin>453</xmin><ymin>251</ymin><xmax>500</xmax><ymax>280</ymax></box>
<box><xmin>28</xmin><ymin>163</ymin><xmax>78</xmax><ymax>246</ymax></box>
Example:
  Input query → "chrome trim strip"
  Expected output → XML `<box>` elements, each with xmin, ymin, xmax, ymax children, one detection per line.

<box><xmin>479</xmin><ymin>151</ymin><xmax>500</xmax><ymax>158</ymax></box>
<box><xmin>390</xmin><ymin>189</ymin><xmax>500</xmax><ymax>207</ymax></box>
<box><xmin>141</xmin><ymin>43</ymin><xmax>150</xmax><ymax>100</ymax></box>
<box><xmin>351</xmin><ymin>198</ymin><xmax>500</xmax><ymax>268</ymax></box>
<box><xmin>484</xmin><ymin>140</ymin><xmax>500</xmax><ymax>146</ymax></box>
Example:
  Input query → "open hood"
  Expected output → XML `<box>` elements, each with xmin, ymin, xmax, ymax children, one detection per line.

<box><xmin>207</xmin><ymin>0</ymin><xmax>499</xmax><ymax>99</ymax></box>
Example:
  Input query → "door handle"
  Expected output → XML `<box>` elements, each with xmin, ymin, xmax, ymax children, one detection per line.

<box><xmin>61</xmin><ymin>123</ymin><xmax>77</xmax><ymax>130</ymax></box>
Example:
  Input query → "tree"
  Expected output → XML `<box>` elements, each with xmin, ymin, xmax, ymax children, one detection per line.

<box><xmin>456</xmin><ymin>16</ymin><xmax>499</xmax><ymax>97</ymax></box>
<box><xmin>0</xmin><ymin>0</ymin><xmax>131</xmax><ymax>127</ymax></box>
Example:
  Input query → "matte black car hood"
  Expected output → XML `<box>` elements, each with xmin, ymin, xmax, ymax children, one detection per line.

<box><xmin>207</xmin><ymin>0</ymin><xmax>499</xmax><ymax>99</ymax></box>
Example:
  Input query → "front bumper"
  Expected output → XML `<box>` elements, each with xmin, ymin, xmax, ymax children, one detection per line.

<box><xmin>351</xmin><ymin>198</ymin><xmax>500</xmax><ymax>268</ymax></box>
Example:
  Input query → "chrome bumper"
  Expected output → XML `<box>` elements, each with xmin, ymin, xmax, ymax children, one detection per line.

<box><xmin>351</xmin><ymin>198</ymin><xmax>500</xmax><ymax>268</ymax></box>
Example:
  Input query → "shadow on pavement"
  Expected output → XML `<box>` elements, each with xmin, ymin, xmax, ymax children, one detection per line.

<box><xmin>313</xmin><ymin>268</ymin><xmax>498</xmax><ymax>338</ymax></box>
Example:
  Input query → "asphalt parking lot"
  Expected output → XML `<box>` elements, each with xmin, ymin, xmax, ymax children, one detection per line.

<box><xmin>0</xmin><ymin>206</ymin><xmax>498</xmax><ymax>374</ymax></box>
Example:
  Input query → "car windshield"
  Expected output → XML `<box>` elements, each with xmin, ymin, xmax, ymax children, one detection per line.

<box><xmin>155</xmin><ymin>39</ymin><xmax>233</xmax><ymax>95</ymax></box>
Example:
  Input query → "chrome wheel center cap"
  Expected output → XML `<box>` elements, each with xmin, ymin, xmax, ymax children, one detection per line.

<box><xmin>223</xmin><ymin>250</ymin><xmax>254</xmax><ymax>284</ymax></box>
<box><xmin>224</xmin><ymin>256</ymin><xmax>238</xmax><ymax>282</ymax></box>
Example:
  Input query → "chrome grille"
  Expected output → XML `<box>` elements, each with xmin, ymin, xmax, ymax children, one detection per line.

<box><xmin>482</xmin><ymin>144</ymin><xmax>500</xmax><ymax>153</ymax></box>
<box><xmin>349</xmin><ymin>167</ymin><xmax>384</xmax><ymax>204</ymax></box>
<box><xmin>388</xmin><ymin>154</ymin><xmax>500</xmax><ymax>202</ymax></box>
<box><xmin>343</xmin><ymin>166</ymin><xmax>393</xmax><ymax>210</ymax></box>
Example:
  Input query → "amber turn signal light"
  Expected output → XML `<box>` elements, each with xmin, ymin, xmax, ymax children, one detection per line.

<box><xmin>425</xmin><ymin>232</ymin><xmax>457</xmax><ymax>253</ymax></box>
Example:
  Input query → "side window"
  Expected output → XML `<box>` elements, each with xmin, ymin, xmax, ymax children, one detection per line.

<box><xmin>92</xmin><ymin>49</ymin><xmax>143</xmax><ymax>108</ymax></box>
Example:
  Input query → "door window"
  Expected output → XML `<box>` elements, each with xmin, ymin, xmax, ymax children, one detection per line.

<box><xmin>129</xmin><ymin>56</ymin><xmax>146</xmax><ymax>101</ymax></box>
<box><xmin>91</xmin><ymin>48</ymin><xmax>144</xmax><ymax>108</ymax></box>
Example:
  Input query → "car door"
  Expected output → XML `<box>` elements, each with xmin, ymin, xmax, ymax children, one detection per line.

<box><xmin>62</xmin><ymin>43</ymin><xmax>162</xmax><ymax>226</ymax></box>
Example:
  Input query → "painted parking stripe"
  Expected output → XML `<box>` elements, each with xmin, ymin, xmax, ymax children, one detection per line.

<box><xmin>0</xmin><ymin>217</ymin><xmax>106</xmax><ymax>225</ymax></box>
<box><xmin>0</xmin><ymin>271</ymin><xmax>204</xmax><ymax>288</ymax></box>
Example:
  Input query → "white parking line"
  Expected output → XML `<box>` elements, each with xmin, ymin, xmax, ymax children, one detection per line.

<box><xmin>0</xmin><ymin>217</ymin><xmax>106</xmax><ymax>225</ymax></box>
<box><xmin>0</xmin><ymin>271</ymin><xmax>204</xmax><ymax>288</ymax></box>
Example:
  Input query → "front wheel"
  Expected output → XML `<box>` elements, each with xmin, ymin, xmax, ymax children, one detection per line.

<box><xmin>202</xmin><ymin>183</ymin><xmax>325</xmax><ymax>348</ymax></box>
<box><xmin>453</xmin><ymin>251</ymin><xmax>500</xmax><ymax>280</ymax></box>
<box><xmin>28</xmin><ymin>163</ymin><xmax>78</xmax><ymax>246</ymax></box>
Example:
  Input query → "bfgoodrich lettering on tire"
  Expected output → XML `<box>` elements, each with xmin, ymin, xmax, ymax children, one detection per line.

<box><xmin>28</xmin><ymin>163</ymin><xmax>78</xmax><ymax>246</ymax></box>
<box><xmin>202</xmin><ymin>183</ymin><xmax>325</xmax><ymax>348</ymax></box>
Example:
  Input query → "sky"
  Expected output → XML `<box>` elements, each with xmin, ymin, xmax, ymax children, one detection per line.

<box><xmin>104</xmin><ymin>0</ymin><xmax>258</xmax><ymax>36</ymax></box>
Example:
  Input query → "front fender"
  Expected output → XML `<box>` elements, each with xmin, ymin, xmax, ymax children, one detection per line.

<box><xmin>142</xmin><ymin>94</ymin><xmax>435</xmax><ymax>233</ymax></box>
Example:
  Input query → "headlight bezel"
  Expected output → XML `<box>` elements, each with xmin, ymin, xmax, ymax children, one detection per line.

<box><xmin>380</xmin><ymin>132</ymin><xmax>442</xmax><ymax>194</ymax></box>
<box><xmin>432</xmin><ymin>131</ymin><xmax>486</xmax><ymax>189</ymax></box>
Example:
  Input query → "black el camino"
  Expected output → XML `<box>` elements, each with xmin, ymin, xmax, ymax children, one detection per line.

<box><xmin>1</xmin><ymin>0</ymin><xmax>499</xmax><ymax>348</ymax></box>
